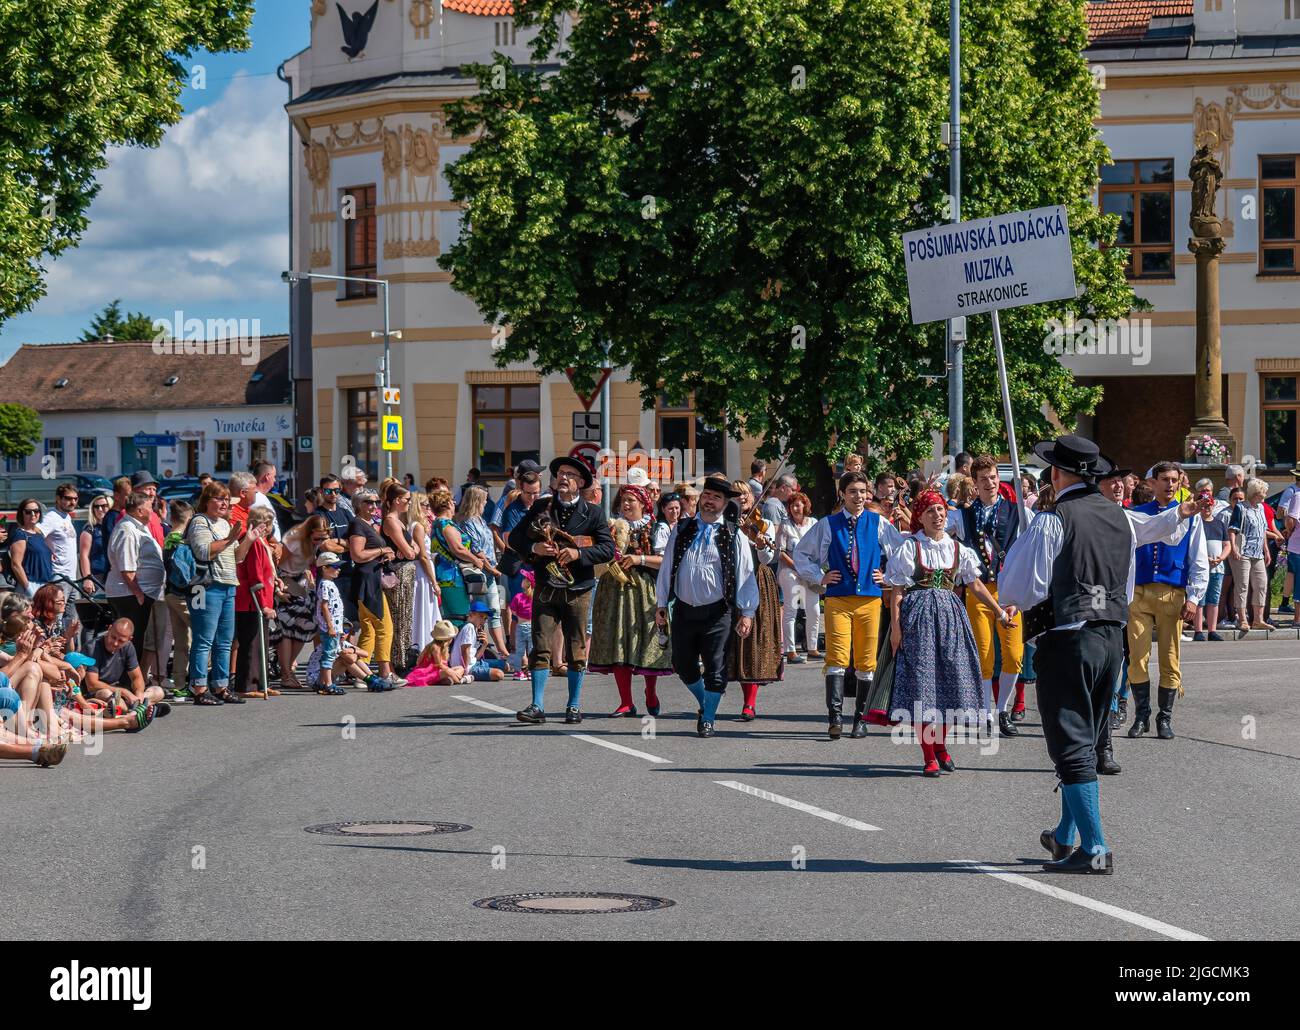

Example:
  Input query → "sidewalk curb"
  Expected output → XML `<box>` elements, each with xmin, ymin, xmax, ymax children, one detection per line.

<box><xmin>1183</xmin><ymin>627</ymin><xmax>1300</xmax><ymax>642</ymax></box>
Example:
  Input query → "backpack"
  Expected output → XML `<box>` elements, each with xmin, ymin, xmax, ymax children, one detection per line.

<box><xmin>166</xmin><ymin>540</ymin><xmax>199</xmax><ymax>591</ymax></box>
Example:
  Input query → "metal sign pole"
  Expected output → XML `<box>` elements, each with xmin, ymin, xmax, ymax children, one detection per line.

<box><xmin>990</xmin><ymin>307</ymin><xmax>1028</xmax><ymax>531</ymax></box>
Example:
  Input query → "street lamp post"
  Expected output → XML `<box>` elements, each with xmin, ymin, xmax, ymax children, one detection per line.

<box><xmin>281</xmin><ymin>270</ymin><xmax>399</xmax><ymax>479</ymax></box>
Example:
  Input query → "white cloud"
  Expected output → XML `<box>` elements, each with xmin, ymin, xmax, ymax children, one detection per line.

<box><xmin>28</xmin><ymin>72</ymin><xmax>290</xmax><ymax>319</ymax></box>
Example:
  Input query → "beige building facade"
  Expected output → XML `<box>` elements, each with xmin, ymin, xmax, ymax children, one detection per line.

<box><xmin>283</xmin><ymin>0</ymin><xmax>757</xmax><ymax>492</ymax></box>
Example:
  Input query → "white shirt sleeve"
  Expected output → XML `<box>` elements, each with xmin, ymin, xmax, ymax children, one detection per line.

<box><xmin>956</xmin><ymin>542</ymin><xmax>984</xmax><ymax>585</ymax></box>
<box><xmin>1183</xmin><ymin>514</ymin><xmax>1209</xmax><ymax>607</ymax></box>
<box><xmin>878</xmin><ymin>515</ymin><xmax>908</xmax><ymax>552</ymax></box>
<box><xmin>995</xmin><ymin>513</ymin><xmax>1063</xmax><ymax>611</ymax></box>
<box><xmin>734</xmin><ymin>531</ymin><xmax>759</xmax><ymax>617</ymax></box>
<box><xmin>884</xmin><ymin>537</ymin><xmax>918</xmax><ymax>588</ymax></box>
<box><xmin>1126</xmin><ymin>503</ymin><xmax>1192</xmax><ymax>547</ymax></box>
<box><xmin>792</xmin><ymin>518</ymin><xmax>831</xmax><ymax>585</ymax></box>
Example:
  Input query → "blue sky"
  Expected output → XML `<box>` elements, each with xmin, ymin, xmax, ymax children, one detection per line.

<box><xmin>0</xmin><ymin>2</ymin><xmax>311</xmax><ymax>361</ymax></box>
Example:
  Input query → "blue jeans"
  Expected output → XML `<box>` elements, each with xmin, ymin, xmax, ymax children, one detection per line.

<box><xmin>1204</xmin><ymin>570</ymin><xmax>1225</xmax><ymax>606</ymax></box>
<box><xmin>511</xmin><ymin>620</ymin><xmax>533</xmax><ymax>670</ymax></box>
<box><xmin>188</xmin><ymin>582</ymin><xmax>236</xmax><ymax>689</ymax></box>
<box><xmin>469</xmin><ymin>658</ymin><xmax>507</xmax><ymax>680</ymax></box>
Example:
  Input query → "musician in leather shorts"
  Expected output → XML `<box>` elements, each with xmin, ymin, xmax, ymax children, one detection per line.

<box><xmin>508</xmin><ymin>456</ymin><xmax>614</xmax><ymax>725</ymax></box>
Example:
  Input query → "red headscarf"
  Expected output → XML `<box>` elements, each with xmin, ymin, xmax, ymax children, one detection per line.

<box><xmin>910</xmin><ymin>490</ymin><xmax>946</xmax><ymax>534</ymax></box>
<box><xmin>616</xmin><ymin>484</ymin><xmax>652</xmax><ymax>515</ymax></box>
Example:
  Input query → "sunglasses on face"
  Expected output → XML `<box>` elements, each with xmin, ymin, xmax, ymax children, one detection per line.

<box><xmin>322</xmin><ymin>488</ymin><xmax>339</xmax><ymax>494</ymax></box>
<box><xmin>22</xmin><ymin>508</ymin><xmax>40</xmax><ymax>516</ymax></box>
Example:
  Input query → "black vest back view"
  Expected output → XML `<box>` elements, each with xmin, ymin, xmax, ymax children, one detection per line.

<box><xmin>1049</xmin><ymin>485</ymin><xmax>1131</xmax><ymax>627</ymax></box>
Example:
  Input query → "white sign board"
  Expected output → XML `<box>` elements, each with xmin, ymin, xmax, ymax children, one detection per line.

<box><xmin>901</xmin><ymin>205</ymin><xmax>1077</xmax><ymax>325</ymax></box>
<box><xmin>383</xmin><ymin>387</ymin><xmax>401</xmax><ymax>406</ymax></box>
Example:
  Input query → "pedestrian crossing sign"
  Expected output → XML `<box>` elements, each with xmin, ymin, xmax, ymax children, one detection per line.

<box><xmin>382</xmin><ymin>415</ymin><xmax>403</xmax><ymax>451</ymax></box>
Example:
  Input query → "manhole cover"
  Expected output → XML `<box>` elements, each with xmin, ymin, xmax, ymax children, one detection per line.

<box><xmin>473</xmin><ymin>892</ymin><xmax>675</xmax><ymax>914</ymax></box>
<box><xmin>304</xmin><ymin>821</ymin><xmax>472</xmax><ymax>837</ymax></box>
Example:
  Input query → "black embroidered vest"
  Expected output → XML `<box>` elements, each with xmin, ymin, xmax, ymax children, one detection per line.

<box><xmin>669</xmin><ymin>518</ymin><xmax>737</xmax><ymax>607</ymax></box>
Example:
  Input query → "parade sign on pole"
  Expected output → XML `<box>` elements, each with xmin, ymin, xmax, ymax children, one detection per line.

<box><xmin>901</xmin><ymin>205</ymin><xmax>1076</xmax><ymax>326</ymax></box>
<box><xmin>901</xmin><ymin>205</ymin><xmax>1078</xmax><ymax>530</ymax></box>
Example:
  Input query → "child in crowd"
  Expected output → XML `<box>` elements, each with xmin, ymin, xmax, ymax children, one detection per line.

<box><xmin>405</xmin><ymin>621</ymin><xmax>465</xmax><ymax>686</ymax></box>
<box><xmin>507</xmin><ymin>569</ymin><xmax>534</xmax><ymax>681</ymax></box>
<box><xmin>306</xmin><ymin>553</ymin><xmax>395</xmax><ymax>693</ymax></box>
<box><xmin>454</xmin><ymin>600</ymin><xmax>508</xmax><ymax>681</ymax></box>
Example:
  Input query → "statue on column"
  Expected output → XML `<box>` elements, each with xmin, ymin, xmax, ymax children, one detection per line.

<box><xmin>1189</xmin><ymin>144</ymin><xmax>1224</xmax><ymax>240</ymax></box>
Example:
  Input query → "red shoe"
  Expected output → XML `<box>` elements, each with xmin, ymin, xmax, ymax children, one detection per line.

<box><xmin>740</xmin><ymin>705</ymin><xmax>756</xmax><ymax>721</ymax></box>
<box><xmin>922</xmin><ymin>760</ymin><xmax>941</xmax><ymax>778</ymax></box>
<box><xmin>936</xmin><ymin>750</ymin><xmax>956</xmax><ymax>772</ymax></box>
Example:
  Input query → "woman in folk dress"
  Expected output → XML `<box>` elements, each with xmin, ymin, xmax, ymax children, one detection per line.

<box><xmin>885</xmin><ymin>491</ymin><xmax>1015</xmax><ymax>777</ymax></box>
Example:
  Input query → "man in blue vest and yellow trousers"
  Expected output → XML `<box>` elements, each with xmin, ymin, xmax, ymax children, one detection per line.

<box><xmin>1127</xmin><ymin>461</ymin><xmax>1208</xmax><ymax>740</ymax></box>
<box><xmin>794</xmin><ymin>470</ymin><xmax>906</xmax><ymax>739</ymax></box>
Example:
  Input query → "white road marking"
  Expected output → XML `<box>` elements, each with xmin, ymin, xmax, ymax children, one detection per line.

<box><xmin>1183</xmin><ymin>656</ymin><xmax>1299</xmax><ymax>665</ymax></box>
<box><xmin>956</xmin><ymin>861</ymin><xmax>1210</xmax><ymax>941</ymax></box>
<box><xmin>715</xmin><ymin>780</ymin><xmax>881</xmax><ymax>832</ymax></box>
<box><xmin>453</xmin><ymin>695</ymin><xmax>671</xmax><ymax>762</ymax></box>
<box><xmin>452</xmin><ymin>694</ymin><xmax>515</xmax><ymax>715</ymax></box>
<box><xmin>569</xmin><ymin>734</ymin><xmax>671</xmax><ymax>764</ymax></box>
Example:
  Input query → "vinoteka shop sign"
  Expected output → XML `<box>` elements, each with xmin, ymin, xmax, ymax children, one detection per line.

<box><xmin>901</xmin><ymin>205</ymin><xmax>1077</xmax><ymax>325</ymax></box>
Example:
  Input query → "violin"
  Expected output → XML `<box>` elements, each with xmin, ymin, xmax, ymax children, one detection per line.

<box><xmin>741</xmin><ymin>507</ymin><xmax>775</xmax><ymax>552</ymax></box>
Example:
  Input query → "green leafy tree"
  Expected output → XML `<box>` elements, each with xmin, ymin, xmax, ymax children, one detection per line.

<box><xmin>80</xmin><ymin>299</ymin><xmax>158</xmax><ymax>342</ymax></box>
<box><xmin>0</xmin><ymin>403</ymin><xmax>42</xmax><ymax>464</ymax></box>
<box><xmin>0</xmin><ymin>1</ymin><xmax>254</xmax><ymax>329</ymax></box>
<box><xmin>440</xmin><ymin>0</ymin><xmax>1132</xmax><ymax>505</ymax></box>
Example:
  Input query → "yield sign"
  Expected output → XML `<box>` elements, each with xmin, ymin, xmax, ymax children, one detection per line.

<box><xmin>565</xmin><ymin>366</ymin><xmax>612</xmax><ymax>412</ymax></box>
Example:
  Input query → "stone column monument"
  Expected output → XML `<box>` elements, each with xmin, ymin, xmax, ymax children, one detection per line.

<box><xmin>1185</xmin><ymin>144</ymin><xmax>1237</xmax><ymax>461</ymax></box>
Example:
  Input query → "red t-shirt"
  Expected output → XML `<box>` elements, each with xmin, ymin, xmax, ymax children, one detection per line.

<box><xmin>230</xmin><ymin>502</ymin><xmax>250</xmax><ymax>529</ymax></box>
<box><xmin>236</xmin><ymin>538</ymin><xmax>276</xmax><ymax>613</ymax></box>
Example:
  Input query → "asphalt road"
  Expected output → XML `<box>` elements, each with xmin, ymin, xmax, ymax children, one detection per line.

<box><xmin>5</xmin><ymin>637</ymin><xmax>1298</xmax><ymax>941</ymax></box>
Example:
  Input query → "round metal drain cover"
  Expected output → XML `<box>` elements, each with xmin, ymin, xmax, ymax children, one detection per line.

<box><xmin>474</xmin><ymin>892</ymin><xmax>675</xmax><ymax>914</ymax></box>
<box><xmin>304</xmin><ymin>820</ymin><xmax>472</xmax><ymax>837</ymax></box>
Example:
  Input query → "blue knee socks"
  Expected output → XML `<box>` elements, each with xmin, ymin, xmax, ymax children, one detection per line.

<box><xmin>683</xmin><ymin>679</ymin><xmax>705</xmax><ymax>707</ymax></box>
<box><xmin>701</xmin><ymin>689</ymin><xmax>723</xmax><ymax>723</ymax></box>
<box><xmin>530</xmin><ymin>668</ymin><xmax>548</xmax><ymax>709</ymax></box>
<box><xmin>1054</xmin><ymin>790</ymin><xmax>1077</xmax><ymax>849</ymax></box>
<box><xmin>1062</xmin><ymin>781</ymin><xmax>1107</xmax><ymax>856</ymax></box>
<box><xmin>566</xmin><ymin>668</ymin><xmax>584</xmax><ymax>709</ymax></box>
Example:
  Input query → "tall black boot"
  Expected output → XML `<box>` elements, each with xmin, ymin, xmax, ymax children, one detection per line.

<box><xmin>1126</xmin><ymin>682</ymin><xmax>1151</xmax><ymax>738</ymax></box>
<box><xmin>851</xmin><ymin>672</ymin><xmax>871</xmax><ymax>738</ymax></box>
<box><xmin>1096</xmin><ymin>717</ymin><xmax>1121</xmax><ymax>774</ymax></box>
<box><xmin>1156</xmin><ymin>687</ymin><xmax>1176</xmax><ymax>739</ymax></box>
<box><xmin>825</xmin><ymin>671</ymin><xmax>845</xmax><ymax>740</ymax></box>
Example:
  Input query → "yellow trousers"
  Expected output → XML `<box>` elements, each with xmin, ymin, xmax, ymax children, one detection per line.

<box><xmin>823</xmin><ymin>595</ymin><xmax>881</xmax><ymax>673</ymax></box>
<box><xmin>1127</xmin><ymin>582</ymin><xmax>1184</xmax><ymax>694</ymax></box>
<box><xmin>358</xmin><ymin>598</ymin><xmax>393</xmax><ymax>664</ymax></box>
<box><xmin>966</xmin><ymin>582</ymin><xmax>1022</xmax><ymax>679</ymax></box>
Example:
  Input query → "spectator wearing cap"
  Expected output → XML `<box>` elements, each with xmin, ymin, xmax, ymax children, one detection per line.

<box><xmin>105</xmin><ymin>490</ymin><xmax>167</xmax><ymax>649</ymax></box>
<box><xmin>127</xmin><ymin>470</ymin><xmax>166</xmax><ymax>548</ymax></box>
<box><xmin>452</xmin><ymin>600</ymin><xmax>509</xmax><ymax>681</ymax></box>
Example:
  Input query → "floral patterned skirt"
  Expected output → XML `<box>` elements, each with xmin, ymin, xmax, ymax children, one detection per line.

<box><xmin>889</xmin><ymin>587</ymin><xmax>982</xmax><ymax>723</ymax></box>
<box><xmin>588</xmin><ymin>566</ymin><xmax>671</xmax><ymax>675</ymax></box>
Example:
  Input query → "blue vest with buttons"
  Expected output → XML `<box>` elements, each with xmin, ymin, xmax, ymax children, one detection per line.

<box><xmin>825</xmin><ymin>510</ymin><xmax>882</xmax><ymax>598</ymax></box>
<box><xmin>1133</xmin><ymin>500</ymin><xmax>1192</xmax><ymax>589</ymax></box>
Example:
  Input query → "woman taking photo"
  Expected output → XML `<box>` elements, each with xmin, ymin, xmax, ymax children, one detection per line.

<box><xmin>588</xmin><ymin>484</ymin><xmax>669</xmax><ymax>717</ymax></box>
<box><xmin>186</xmin><ymin>481</ymin><xmax>245</xmax><ymax>706</ymax></box>
<box><xmin>407</xmin><ymin>491</ymin><xmax>441</xmax><ymax>651</ymax></box>
<box><xmin>348</xmin><ymin>488</ymin><xmax>400</xmax><ymax>688</ymax></box>
<box><xmin>79</xmin><ymin>494</ymin><xmax>112</xmax><ymax>593</ymax></box>
<box><xmin>381</xmin><ymin>483</ymin><xmax>421</xmax><ymax>671</ymax></box>
<box><xmin>8</xmin><ymin>499</ymin><xmax>54</xmax><ymax>598</ymax></box>
<box><xmin>428</xmin><ymin>487</ymin><xmax>481</xmax><ymax>627</ymax></box>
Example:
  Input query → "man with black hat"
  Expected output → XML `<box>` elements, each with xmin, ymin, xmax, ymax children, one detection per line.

<box><xmin>655</xmin><ymin>475</ymin><xmax>759</xmax><ymax>738</ymax></box>
<box><xmin>998</xmin><ymin>434</ymin><xmax>1200</xmax><ymax>874</ymax></box>
<box><xmin>508</xmin><ymin>456</ymin><xmax>614</xmax><ymax>725</ymax></box>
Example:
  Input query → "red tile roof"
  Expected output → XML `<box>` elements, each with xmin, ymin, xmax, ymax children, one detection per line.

<box><xmin>1085</xmin><ymin>1</ymin><xmax>1193</xmax><ymax>44</ymax></box>
<box><xmin>443</xmin><ymin>0</ymin><xmax>515</xmax><ymax>15</ymax></box>
<box><xmin>0</xmin><ymin>337</ymin><xmax>289</xmax><ymax>414</ymax></box>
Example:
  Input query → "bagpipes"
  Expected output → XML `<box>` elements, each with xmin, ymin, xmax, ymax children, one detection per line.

<box><xmin>605</xmin><ymin>520</ymin><xmax>654</xmax><ymax>585</ymax></box>
<box><xmin>525</xmin><ymin>510</ymin><xmax>591</xmax><ymax>589</ymax></box>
